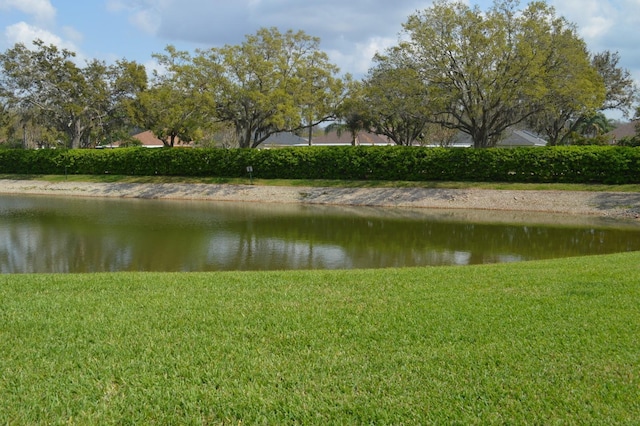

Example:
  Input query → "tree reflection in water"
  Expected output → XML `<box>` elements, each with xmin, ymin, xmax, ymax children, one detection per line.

<box><xmin>1</xmin><ymin>195</ymin><xmax>639</xmax><ymax>273</ymax></box>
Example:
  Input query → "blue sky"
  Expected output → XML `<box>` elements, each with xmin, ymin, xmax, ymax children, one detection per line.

<box><xmin>1</xmin><ymin>0</ymin><xmax>639</xmax><ymax>116</ymax></box>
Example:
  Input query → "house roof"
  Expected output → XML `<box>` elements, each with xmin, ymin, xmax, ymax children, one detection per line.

<box><xmin>498</xmin><ymin>129</ymin><xmax>548</xmax><ymax>147</ymax></box>
<box><xmin>262</xmin><ymin>132</ymin><xmax>308</xmax><ymax>147</ymax></box>
<box><xmin>311</xmin><ymin>130</ymin><xmax>393</xmax><ymax>146</ymax></box>
<box><xmin>108</xmin><ymin>131</ymin><xmax>191</xmax><ymax>148</ymax></box>
<box><xmin>131</xmin><ymin>130</ymin><xmax>166</xmax><ymax>147</ymax></box>
<box><xmin>450</xmin><ymin>128</ymin><xmax>547</xmax><ymax>147</ymax></box>
<box><xmin>607</xmin><ymin>121</ymin><xmax>638</xmax><ymax>141</ymax></box>
<box><xmin>258</xmin><ymin>130</ymin><xmax>393</xmax><ymax>147</ymax></box>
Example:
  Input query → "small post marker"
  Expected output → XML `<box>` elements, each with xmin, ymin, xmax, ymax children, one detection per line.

<box><xmin>246</xmin><ymin>166</ymin><xmax>254</xmax><ymax>184</ymax></box>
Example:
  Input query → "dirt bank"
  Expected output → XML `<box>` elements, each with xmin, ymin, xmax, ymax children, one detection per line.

<box><xmin>1</xmin><ymin>179</ymin><xmax>639</xmax><ymax>219</ymax></box>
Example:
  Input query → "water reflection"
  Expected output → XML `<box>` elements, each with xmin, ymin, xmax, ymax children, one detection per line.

<box><xmin>1</xmin><ymin>194</ymin><xmax>639</xmax><ymax>273</ymax></box>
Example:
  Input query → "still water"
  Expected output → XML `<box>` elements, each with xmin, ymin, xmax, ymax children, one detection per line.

<box><xmin>1</xmin><ymin>194</ymin><xmax>639</xmax><ymax>273</ymax></box>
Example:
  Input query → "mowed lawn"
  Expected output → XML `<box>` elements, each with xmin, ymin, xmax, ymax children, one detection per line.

<box><xmin>1</xmin><ymin>252</ymin><xmax>639</xmax><ymax>424</ymax></box>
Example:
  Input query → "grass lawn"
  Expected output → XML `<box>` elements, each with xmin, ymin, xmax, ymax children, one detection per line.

<box><xmin>1</xmin><ymin>252</ymin><xmax>639</xmax><ymax>424</ymax></box>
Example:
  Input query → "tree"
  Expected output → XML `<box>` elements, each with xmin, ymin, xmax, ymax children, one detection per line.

<box><xmin>0</xmin><ymin>40</ymin><xmax>146</xmax><ymax>148</ymax></box>
<box><xmin>94</xmin><ymin>59</ymin><xmax>148</xmax><ymax>147</ymax></box>
<box><xmin>363</xmin><ymin>51</ymin><xmax>432</xmax><ymax>146</ymax></box>
<box><xmin>297</xmin><ymin>51</ymin><xmax>348</xmax><ymax>146</ymax></box>
<box><xmin>574</xmin><ymin>112</ymin><xmax>615</xmax><ymax>138</ymax></box>
<box><xmin>530</xmin><ymin>49</ymin><xmax>636</xmax><ymax>146</ymax></box>
<box><xmin>0</xmin><ymin>102</ymin><xmax>8</xmax><ymax>141</ymax></box>
<box><xmin>420</xmin><ymin>122</ymin><xmax>460</xmax><ymax>147</ymax></box>
<box><xmin>0</xmin><ymin>104</ymin><xmax>53</xmax><ymax>148</ymax></box>
<box><xmin>592</xmin><ymin>50</ymin><xmax>638</xmax><ymax>116</ymax></box>
<box><xmin>564</xmin><ymin>110</ymin><xmax>615</xmax><ymax>145</ymax></box>
<box><xmin>192</xmin><ymin>28</ymin><xmax>345</xmax><ymax>148</ymax></box>
<box><xmin>136</xmin><ymin>46</ymin><xmax>207</xmax><ymax>147</ymax></box>
<box><xmin>525</xmin><ymin>27</ymin><xmax>605</xmax><ymax>146</ymax></box>
<box><xmin>325</xmin><ymin>80</ymin><xmax>371</xmax><ymax>146</ymax></box>
<box><xmin>398</xmin><ymin>0</ymin><xmax>603</xmax><ymax>148</ymax></box>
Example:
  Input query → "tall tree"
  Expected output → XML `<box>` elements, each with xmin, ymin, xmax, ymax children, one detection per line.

<box><xmin>0</xmin><ymin>104</ymin><xmax>53</xmax><ymax>148</ymax></box>
<box><xmin>574</xmin><ymin>112</ymin><xmax>615</xmax><ymax>138</ymax></box>
<box><xmin>136</xmin><ymin>46</ymin><xmax>207</xmax><ymax>147</ymax></box>
<box><xmin>193</xmin><ymin>28</ymin><xmax>345</xmax><ymax>148</ymax></box>
<box><xmin>398</xmin><ymin>0</ymin><xmax>603</xmax><ymax>148</ymax></box>
<box><xmin>526</xmin><ymin>24</ymin><xmax>605</xmax><ymax>146</ymax></box>
<box><xmin>0</xmin><ymin>40</ymin><xmax>146</xmax><ymax>148</ymax></box>
<box><xmin>363</xmin><ymin>51</ymin><xmax>432</xmax><ymax>146</ymax></box>
<box><xmin>325</xmin><ymin>80</ymin><xmax>371</xmax><ymax>146</ymax></box>
<box><xmin>592</xmin><ymin>50</ymin><xmax>638</xmax><ymax>116</ymax></box>
<box><xmin>96</xmin><ymin>59</ymin><xmax>148</xmax><ymax>146</ymax></box>
<box><xmin>0</xmin><ymin>102</ymin><xmax>8</xmax><ymax>136</ymax></box>
<box><xmin>530</xmin><ymin>49</ymin><xmax>636</xmax><ymax>146</ymax></box>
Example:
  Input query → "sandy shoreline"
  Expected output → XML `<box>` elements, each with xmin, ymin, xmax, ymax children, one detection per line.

<box><xmin>1</xmin><ymin>178</ymin><xmax>640</xmax><ymax>220</ymax></box>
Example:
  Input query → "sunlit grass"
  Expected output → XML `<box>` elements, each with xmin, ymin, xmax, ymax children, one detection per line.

<box><xmin>1</xmin><ymin>252</ymin><xmax>639</xmax><ymax>423</ymax></box>
<box><xmin>2</xmin><ymin>173</ymin><xmax>640</xmax><ymax>192</ymax></box>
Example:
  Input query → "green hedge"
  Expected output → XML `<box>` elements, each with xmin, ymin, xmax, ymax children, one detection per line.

<box><xmin>1</xmin><ymin>146</ymin><xmax>639</xmax><ymax>184</ymax></box>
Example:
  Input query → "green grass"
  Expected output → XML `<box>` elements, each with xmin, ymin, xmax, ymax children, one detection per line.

<box><xmin>3</xmin><ymin>173</ymin><xmax>640</xmax><ymax>192</ymax></box>
<box><xmin>1</xmin><ymin>252</ymin><xmax>639</xmax><ymax>424</ymax></box>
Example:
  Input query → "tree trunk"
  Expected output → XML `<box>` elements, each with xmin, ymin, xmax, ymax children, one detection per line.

<box><xmin>69</xmin><ymin>131</ymin><xmax>82</xmax><ymax>149</ymax></box>
<box><xmin>472</xmin><ymin>129</ymin><xmax>490</xmax><ymax>149</ymax></box>
<box><xmin>67</xmin><ymin>119</ymin><xmax>88</xmax><ymax>149</ymax></box>
<box><xmin>238</xmin><ymin>126</ymin><xmax>252</xmax><ymax>149</ymax></box>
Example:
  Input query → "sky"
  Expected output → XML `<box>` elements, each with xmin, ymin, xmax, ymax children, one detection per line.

<box><xmin>1</xmin><ymin>0</ymin><xmax>639</xmax><ymax>117</ymax></box>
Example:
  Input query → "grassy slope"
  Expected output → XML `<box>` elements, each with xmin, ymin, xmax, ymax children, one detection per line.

<box><xmin>1</xmin><ymin>252</ymin><xmax>639</xmax><ymax>424</ymax></box>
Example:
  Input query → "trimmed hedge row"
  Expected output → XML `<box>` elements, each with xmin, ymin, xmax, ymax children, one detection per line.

<box><xmin>1</xmin><ymin>146</ymin><xmax>639</xmax><ymax>184</ymax></box>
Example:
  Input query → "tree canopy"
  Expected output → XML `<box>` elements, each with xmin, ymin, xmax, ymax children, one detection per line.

<box><xmin>190</xmin><ymin>28</ymin><xmax>345</xmax><ymax>148</ymax></box>
<box><xmin>135</xmin><ymin>46</ymin><xmax>208</xmax><ymax>147</ymax></box>
<box><xmin>325</xmin><ymin>80</ymin><xmax>371</xmax><ymax>146</ymax></box>
<box><xmin>362</xmin><ymin>51</ymin><xmax>432</xmax><ymax>146</ymax></box>
<box><xmin>396</xmin><ymin>0</ymin><xmax>606</xmax><ymax>148</ymax></box>
<box><xmin>0</xmin><ymin>40</ymin><xmax>146</xmax><ymax>148</ymax></box>
<box><xmin>592</xmin><ymin>50</ymin><xmax>638</xmax><ymax>116</ymax></box>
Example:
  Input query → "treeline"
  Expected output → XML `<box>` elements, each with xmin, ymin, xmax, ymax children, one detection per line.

<box><xmin>1</xmin><ymin>146</ymin><xmax>638</xmax><ymax>184</ymax></box>
<box><xmin>0</xmin><ymin>0</ymin><xmax>637</xmax><ymax>150</ymax></box>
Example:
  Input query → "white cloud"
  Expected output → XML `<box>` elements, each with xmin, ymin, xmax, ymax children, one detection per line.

<box><xmin>580</xmin><ymin>15</ymin><xmax>615</xmax><ymax>40</ymax></box>
<box><xmin>552</xmin><ymin>0</ymin><xmax>640</xmax><ymax>79</ymax></box>
<box><xmin>105</xmin><ymin>0</ymin><xmax>126</xmax><ymax>13</ymax></box>
<box><xmin>552</xmin><ymin>0</ymin><xmax>616</xmax><ymax>42</ymax></box>
<box><xmin>5</xmin><ymin>22</ymin><xmax>61</xmax><ymax>46</ymax></box>
<box><xmin>61</xmin><ymin>26</ymin><xmax>83</xmax><ymax>45</ymax></box>
<box><xmin>106</xmin><ymin>0</ymin><xmax>167</xmax><ymax>35</ymax></box>
<box><xmin>328</xmin><ymin>36</ymin><xmax>397</xmax><ymax>76</ymax></box>
<box><xmin>108</xmin><ymin>1</ymin><xmax>422</xmax><ymax>43</ymax></box>
<box><xmin>4</xmin><ymin>22</ymin><xmax>82</xmax><ymax>60</ymax></box>
<box><xmin>0</xmin><ymin>0</ymin><xmax>56</xmax><ymax>24</ymax></box>
<box><xmin>105</xmin><ymin>0</ymin><xmax>428</xmax><ymax>77</ymax></box>
<box><xmin>129</xmin><ymin>9</ymin><xmax>160</xmax><ymax>35</ymax></box>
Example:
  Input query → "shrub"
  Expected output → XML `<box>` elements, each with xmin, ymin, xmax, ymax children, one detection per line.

<box><xmin>568</xmin><ymin>133</ymin><xmax>614</xmax><ymax>146</ymax></box>
<box><xmin>617</xmin><ymin>136</ymin><xmax>640</xmax><ymax>147</ymax></box>
<box><xmin>1</xmin><ymin>146</ymin><xmax>639</xmax><ymax>184</ymax></box>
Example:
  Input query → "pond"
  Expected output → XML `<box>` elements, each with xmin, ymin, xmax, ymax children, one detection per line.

<box><xmin>1</xmin><ymin>194</ymin><xmax>640</xmax><ymax>273</ymax></box>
